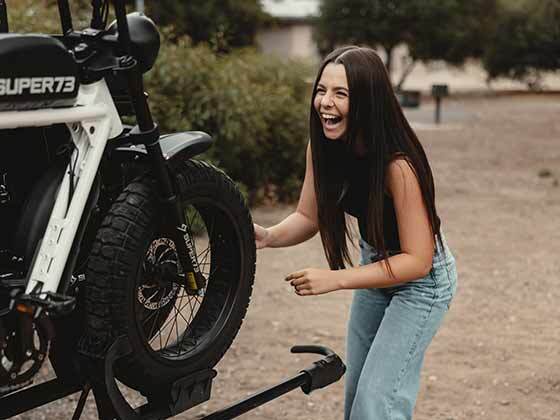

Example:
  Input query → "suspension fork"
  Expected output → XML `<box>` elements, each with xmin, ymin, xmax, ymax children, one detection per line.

<box><xmin>143</xmin><ymin>129</ymin><xmax>207</xmax><ymax>292</ymax></box>
<box><xmin>118</xmin><ymin>10</ymin><xmax>205</xmax><ymax>291</ymax></box>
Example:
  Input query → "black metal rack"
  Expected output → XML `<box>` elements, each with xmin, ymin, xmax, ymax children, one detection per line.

<box><xmin>0</xmin><ymin>336</ymin><xmax>345</xmax><ymax>419</ymax></box>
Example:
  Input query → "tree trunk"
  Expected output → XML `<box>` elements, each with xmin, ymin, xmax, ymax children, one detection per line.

<box><xmin>385</xmin><ymin>45</ymin><xmax>394</xmax><ymax>78</ymax></box>
<box><xmin>396</xmin><ymin>60</ymin><xmax>416</xmax><ymax>91</ymax></box>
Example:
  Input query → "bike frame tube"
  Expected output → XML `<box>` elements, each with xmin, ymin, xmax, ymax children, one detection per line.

<box><xmin>90</xmin><ymin>0</ymin><xmax>104</xmax><ymax>30</ymax></box>
<box><xmin>56</xmin><ymin>0</ymin><xmax>73</xmax><ymax>35</ymax></box>
<box><xmin>16</xmin><ymin>81</ymin><xmax>123</xmax><ymax>297</ymax></box>
<box><xmin>113</xmin><ymin>0</ymin><xmax>131</xmax><ymax>55</ymax></box>
<box><xmin>0</xmin><ymin>0</ymin><xmax>8</xmax><ymax>33</ymax></box>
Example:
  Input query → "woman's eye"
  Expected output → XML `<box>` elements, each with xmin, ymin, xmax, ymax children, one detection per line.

<box><xmin>336</xmin><ymin>92</ymin><xmax>347</xmax><ymax>98</ymax></box>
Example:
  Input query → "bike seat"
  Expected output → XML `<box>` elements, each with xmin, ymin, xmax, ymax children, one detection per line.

<box><xmin>0</xmin><ymin>34</ymin><xmax>79</xmax><ymax>111</ymax></box>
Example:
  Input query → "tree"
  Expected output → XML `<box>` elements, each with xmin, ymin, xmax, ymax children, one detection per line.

<box><xmin>483</xmin><ymin>0</ymin><xmax>560</xmax><ymax>87</ymax></box>
<box><xmin>314</xmin><ymin>0</ymin><xmax>418</xmax><ymax>76</ymax></box>
<box><xmin>315</xmin><ymin>0</ymin><xmax>498</xmax><ymax>87</ymax></box>
<box><xmin>146</xmin><ymin>0</ymin><xmax>268</xmax><ymax>52</ymax></box>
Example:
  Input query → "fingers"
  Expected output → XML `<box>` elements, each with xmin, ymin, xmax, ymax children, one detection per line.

<box><xmin>285</xmin><ymin>270</ymin><xmax>306</xmax><ymax>282</ymax></box>
<box><xmin>295</xmin><ymin>288</ymin><xmax>313</xmax><ymax>296</ymax></box>
<box><xmin>287</xmin><ymin>275</ymin><xmax>312</xmax><ymax>293</ymax></box>
<box><xmin>285</xmin><ymin>269</ymin><xmax>315</xmax><ymax>296</ymax></box>
<box><xmin>289</xmin><ymin>277</ymin><xmax>307</xmax><ymax>287</ymax></box>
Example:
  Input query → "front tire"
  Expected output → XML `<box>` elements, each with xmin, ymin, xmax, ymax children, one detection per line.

<box><xmin>78</xmin><ymin>160</ymin><xmax>255</xmax><ymax>392</ymax></box>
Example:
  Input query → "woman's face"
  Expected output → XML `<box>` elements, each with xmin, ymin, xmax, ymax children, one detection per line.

<box><xmin>313</xmin><ymin>63</ymin><xmax>350</xmax><ymax>140</ymax></box>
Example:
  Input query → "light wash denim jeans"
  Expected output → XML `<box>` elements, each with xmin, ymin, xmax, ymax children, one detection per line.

<box><xmin>344</xmin><ymin>235</ymin><xmax>457</xmax><ymax>420</ymax></box>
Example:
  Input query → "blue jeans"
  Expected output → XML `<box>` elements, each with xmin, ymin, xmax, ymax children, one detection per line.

<box><xmin>344</xmin><ymin>236</ymin><xmax>457</xmax><ymax>420</ymax></box>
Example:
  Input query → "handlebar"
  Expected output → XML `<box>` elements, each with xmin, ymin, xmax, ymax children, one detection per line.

<box><xmin>0</xmin><ymin>0</ymin><xmax>8</xmax><ymax>33</ymax></box>
<box><xmin>56</xmin><ymin>0</ymin><xmax>132</xmax><ymax>54</ymax></box>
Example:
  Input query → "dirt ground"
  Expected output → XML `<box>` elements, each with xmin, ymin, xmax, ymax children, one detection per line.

<box><xmin>12</xmin><ymin>94</ymin><xmax>560</xmax><ymax>419</ymax></box>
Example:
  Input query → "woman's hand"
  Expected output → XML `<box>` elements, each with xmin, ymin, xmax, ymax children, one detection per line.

<box><xmin>254</xmin><ymin>223</ymin><xmax>271</xmax><ymax>249</ymax></box>
<box><xmin>285</xmin><ymin>268</ymin><xmax>343</xmax><ymax>296</ymax></box>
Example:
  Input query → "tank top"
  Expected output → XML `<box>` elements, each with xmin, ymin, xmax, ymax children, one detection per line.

<box><xmin>331</xmin><ymin>145</ymin><xmax>401</xmax><ymax>253</ymax></box>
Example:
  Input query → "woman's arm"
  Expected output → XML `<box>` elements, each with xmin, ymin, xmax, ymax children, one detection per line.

<box><xmin>286</xmin><ymin>159</ymin><xmax>435</xmax><ymax>294</ymax></box>
<box><xmin>338</xmin><ymin>159</ymin><xmax>435</xmax><ymax>288</ymax></box>
<box><xmin>255</xmin><ymin>142</ymin><xmax>319</xmax><ymax>248</ymax></box>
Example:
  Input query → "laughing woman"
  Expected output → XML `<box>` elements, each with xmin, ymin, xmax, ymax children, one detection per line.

<box><xmin>253</xmin><ymin>46</ymin><xmax>457</xmax><ymax>420</ymax></box>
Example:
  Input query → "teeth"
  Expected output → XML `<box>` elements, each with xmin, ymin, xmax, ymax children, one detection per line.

<box><xmin>321</xmin><ymin>113</ymin><xmax>339</xmax><ymax>120</ymax></box>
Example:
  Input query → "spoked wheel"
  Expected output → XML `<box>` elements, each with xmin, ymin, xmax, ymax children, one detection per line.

<box><xmin>78</xmin><ymin>160</ymin><xmax>255</xmax><ymax>392</ymax></box>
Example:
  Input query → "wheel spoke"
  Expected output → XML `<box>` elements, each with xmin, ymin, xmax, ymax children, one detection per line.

<box><xmin>150</xmin><ymin>294</ymin><xmax>194</xmax><ymax>344</ymax></box>
<box><xmin>180</xmin><ymin>297</ymin><xmax>197</xmax><ymax>350</ymax></box>
<box><xmin>186</xmin><ymin>295</ymin><xmax>197</xmax><ymax>323</ymax></box>
<box><xmin>163</xmin><ymin>303</ymin><xmax>180</xmax><ymax>350</ymax></box>
<box><xmin>173</xmin><ymin>303</ymin><xmax>181</xmax><ymax>356</ymax></box>
<box><xmin>174</xmin><ymin>302</ymin><xmax>194</xmax><ymax>356</ymax></box>
<box><xmin>198</xmin><ymin>242</ymin><xmax>210</xmax><ymax>260</ymax></box>
<box><xmin>146</xmin><ymin>304</ymin><xmax>165</xmax><ymax>341</ymax></box>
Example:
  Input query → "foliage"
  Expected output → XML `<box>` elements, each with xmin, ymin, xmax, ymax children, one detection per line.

<box><xmin>6</xmin><ymin>0</ymin><xmax>104</xmax><ymax>33</ymax></box>
<box><xmin>6</xmin><ymin>1</ymin><xmax>313</xmax><ymax>204</ymax></box>
<box><xmin>145</xmin><ymin>36</ymin><xmax>312</xmax><ymax>203</ymax></box>
<box><xmin>408</xmin><ymin>0</ymin><xmax>498</xmax><ymax>65</ymax></box>
<box><xmin>483</xmin><ymin>0</ymin><xmax>560</xmax><ymax>83</ymax></box>
<box><xmin>314</xmin><ymin>0</ymin><xmax>416</xmax><ymax>74</ymax></box>
<box><xmin>315</xmin><ymin>0</ymin><xmax>498</xmax><ymax>80</ymax></box>
<box><xmin>145</xmin><ymin>0</ymin><xmax>269</xmax><ymax>52</ymax></box>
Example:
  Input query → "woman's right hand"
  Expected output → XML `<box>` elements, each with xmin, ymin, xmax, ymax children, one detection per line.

<box><xmin>254</xmin><ymin>223</ymin><xmax>271</xmax><ymax>249</ymax></box>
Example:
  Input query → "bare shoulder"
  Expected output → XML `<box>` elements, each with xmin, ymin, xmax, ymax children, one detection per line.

<box><xmin>386</xmin><ymin>157</ymin><xmax>418</xmax><ymax>192</ymax></box>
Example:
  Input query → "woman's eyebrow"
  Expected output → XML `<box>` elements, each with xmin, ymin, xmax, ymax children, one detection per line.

<box><xmin>317</xmin><ymin>83</ymin><xmax>348</xmax><ymax>92</ymax></box>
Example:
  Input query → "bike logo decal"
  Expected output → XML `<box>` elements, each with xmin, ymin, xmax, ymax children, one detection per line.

<box><xmin>0</xmin><ymin>77</ymin><xmax>76</xmax><ymax>96</ymax></box>
<box><xmin>137</xmin><ymin>283</ymin><xmax>179</xmax><ymax>311</ymax></box>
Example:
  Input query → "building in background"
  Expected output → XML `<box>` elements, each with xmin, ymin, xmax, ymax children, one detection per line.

<box><xmin>257</xmin><ymin>0</ymin><xmax>319</xmax><ymax>61</ymax></box>
<box><xmin>258</xmin><ymin>0</ymin><xmax>560</xmax><ymax>92</ymax></box>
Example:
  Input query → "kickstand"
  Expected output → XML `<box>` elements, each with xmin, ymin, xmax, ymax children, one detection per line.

<box><xmin>71</xmin><ymin>383</ymin><xmax>91</xmax><ymax>420</ymax></box>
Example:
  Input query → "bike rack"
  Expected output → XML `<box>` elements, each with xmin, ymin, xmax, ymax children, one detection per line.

<box><xmin>0</xmin><ymin>336</ymin><xmax>345</xmax><ymax>420</ymax></box>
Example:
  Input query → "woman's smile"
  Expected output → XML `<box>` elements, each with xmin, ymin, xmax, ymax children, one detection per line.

<box><xmin>321</xmin><ymin>112</ymin><xmax>343</xmax><ymax>129</ymax></box>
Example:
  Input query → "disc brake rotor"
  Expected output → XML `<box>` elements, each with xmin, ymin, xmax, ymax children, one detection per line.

<box><xmin>138</xmin><ymin>238</ymin><xmax>180</xmax><ymax>311</ymax></box>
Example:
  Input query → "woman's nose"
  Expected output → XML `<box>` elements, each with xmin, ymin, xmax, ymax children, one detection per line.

<box><xmin>321</xmin><ymin>92</ymin><xmax>334</xmax><ymax>108</ymax></box>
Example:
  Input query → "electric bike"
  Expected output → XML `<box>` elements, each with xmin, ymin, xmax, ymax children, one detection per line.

<box><xmin>0</xmin><ymin>0</ymin><xmax>255</xmax><ymax>397</ymax></box>
<box><xmin>0</xmin><ymin>2</ymin><xmax>345</xmax><ymax>418</ymax></box>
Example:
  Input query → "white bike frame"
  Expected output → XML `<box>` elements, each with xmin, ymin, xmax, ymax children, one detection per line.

<box><xmin>0</xmin><ymin>80</ymin><xmax>122</xmax><ymax>297</ymax></box>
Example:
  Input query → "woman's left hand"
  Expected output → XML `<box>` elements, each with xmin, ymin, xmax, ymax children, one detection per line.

<box><xmin>285</xmin><ymin>268</ymin><xmax>342</xmax><ymax>296</ymax></box>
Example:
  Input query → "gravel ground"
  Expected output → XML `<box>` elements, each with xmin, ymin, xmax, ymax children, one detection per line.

<box><xmin>8</xmin><ymin>94</ymin><xmax>560</xmax><ymax>419</ymax></box>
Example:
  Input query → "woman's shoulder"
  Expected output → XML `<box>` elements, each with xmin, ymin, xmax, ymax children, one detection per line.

<box><xmin>385</xmin><ymin>154</ymin><xmax>419</xmax><ymax>195</ymax></box>
<box><xmin>386</xmin><ymin>151</ymin><xmax>410</xmax><ymax>165</ymax></box>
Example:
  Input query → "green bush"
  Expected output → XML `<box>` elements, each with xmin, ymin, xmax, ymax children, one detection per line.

<box><xmin>146</xmin><ymin>0</ymin><xmax>269</xmax><ymax>53</ymax></box>
<box><xmin>7</xmin><ymin>0</ymin><xmax>92</xmax><ymax>34</ymax></box>
<box><xmin>145</xmin><ymin>36</ymin><xmax>312</xmax><ymax>204</ymax></box>
<box><xmin>6</xmin><ymin>2</ymin><xmax>314</xmax><ymax>204</ymax></box>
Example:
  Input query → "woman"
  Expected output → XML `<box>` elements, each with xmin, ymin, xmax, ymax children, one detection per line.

<box><xmin>254</xmin><ymin>46</ymin><xmax>457</xmax><ymax>420</ymax></box>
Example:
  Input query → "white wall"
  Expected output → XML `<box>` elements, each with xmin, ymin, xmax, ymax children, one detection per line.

<box><xmin>256</xmin><ymin>23</ymin><xmax>319</xmax><ymax>61</ymax></box>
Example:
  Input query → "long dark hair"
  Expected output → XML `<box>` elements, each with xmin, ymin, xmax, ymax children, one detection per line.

<box><xmin>309</xmin><ymin>46</ymin><xmax>442</xmax><ymax>271</ymax></box>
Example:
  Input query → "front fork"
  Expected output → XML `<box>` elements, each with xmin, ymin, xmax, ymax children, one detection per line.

<box><xmin>124</xmin><ymin>61</ymin><xmax>205</xmax><ymax>293</ymax></box>
<box><xmin>141</xmin><ymin>126</ymin><xmax>206</xmax><ymax>294</ymax></box>
<box><xmin>176</xmin><ymin>223</ymin><xmax>207</xmax><ymax>291</ymax></box>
